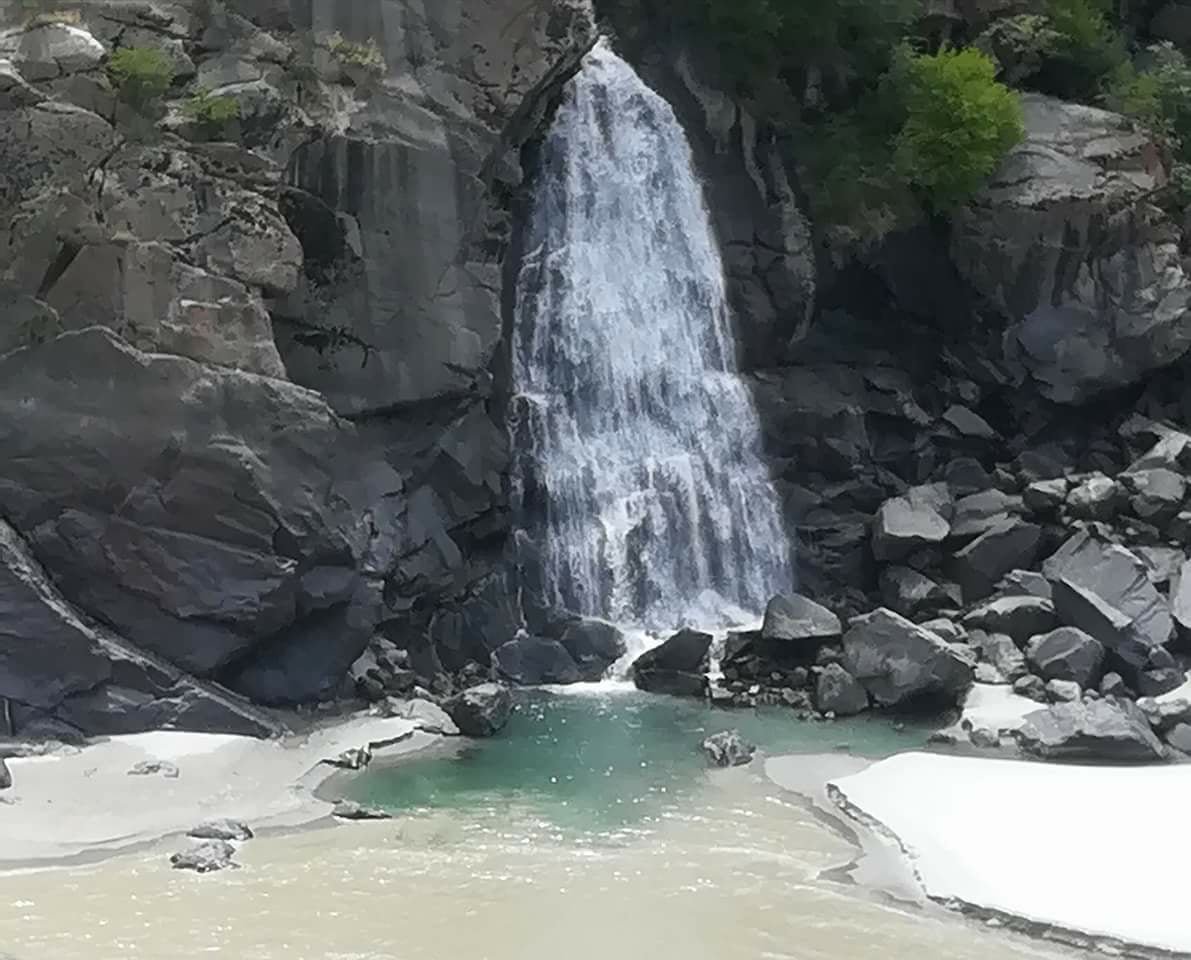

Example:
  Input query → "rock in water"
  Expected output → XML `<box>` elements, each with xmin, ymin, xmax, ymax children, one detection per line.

<box><xmin>1015</xmin><ymin>699</ymin><xmax>1167</xmax><ymax>763</ymax></box>
<box><xmin>554</xmin><ymin>619</ymin><xmax>626</xmax><ymax>681</ymax></box>
<box><xmin>815</xmin><ymin>663</ymin><xmax>868</xmax><ymax>716</ymax></box>
<box><xmin>445</xmin><ymin>682</ymin><xmax>513</xmax><ymax>737</ymax></box>
<box><xmin>325</xmin><ymin>747</ymin><xmax>371</xmax><ymax>770</ymax></box>
<box><xmin>492</xmin><ymin>636</ymin><xmax>582</xmax><ymax>686</ymax></box>
<box><xmin>170</xmin><ymin>840</ymin><xmax>238</xmax><ymax>873</ymax></box>
<box><xmin>630</xmin><ymin>629</ymin><xmax>711</xmax><ymax>697</ymax></box>
<box><xmin>0</xmin><ymin>759</ymin><xmax>10</xmax><ymax>790</ymax></box>
<box><xmin>127</xmin><ymin>760</ymin><xmax>180</xmax><ymax>778</ymax></box>
<box><xmin>188</xmin><ymin>819</ymin><xmax>253</xmax><ymax>842</ymax></box>
<box><xmin>700</xmin><ymin>730</ymin><xmax>756</xmax><ymax>768</ymax></box>
<box><xmin>842</xmin><ymin>608</ymin><xmax>975</xmax><ymax>708</ymax></box>
<box><xmin>1026</xmin><ymin>627</ymin><xmax>1105</xmax><ymax>688</ymax></box>
<box><xmin>332</xmin><ymin>800</ymin><xmax>391</xmax><ymax>820</ymax></box>
<box><xmin>761</xmin><ymin>594</ymin><xmax>842</xmax><ymax>644</ymax></box>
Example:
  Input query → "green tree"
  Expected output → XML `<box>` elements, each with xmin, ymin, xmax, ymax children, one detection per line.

<box><xmin>892</xmin><ymin>47</ymin><xmax>1024</xmax><ymax>209</ymax></box>
<box><xmin>107</xmin><ymin>47</ymin><xmax>175</xmax><ymax>110</ymax></box>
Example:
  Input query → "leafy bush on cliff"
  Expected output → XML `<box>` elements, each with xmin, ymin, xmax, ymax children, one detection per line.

<box><xmin>107</xmin><ymin>47</ymin><xmax>175</xmax><ymax>109</ymax></box>
<box><xmin>892</xmin><ymin>48</ymin><xmax>1024</xmax><ymax>209</ymax></box>
<box><xmin>328</xmin><ymin>32</ymin><xmax>386</xmax><ymax>75</ymax></box>
<box><xmin>182</xmin><ymin>89</ymin><xmax>241</xmax><ymax>140</ymax></box>
<box><xmin>1038</xmin><ymin>0</ymin><xmax>1125</xmax><ymax>98</ymax></box>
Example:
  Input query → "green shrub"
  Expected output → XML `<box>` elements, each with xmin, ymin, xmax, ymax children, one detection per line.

<box><xmin>107</xmin><ymin>46</ymin><xmax>175</xmax><ymax>110</ymax></box>
<box><xmin>974</xmin><ymin>14</ymin><xmax>1062</xmax><ymax>86</ymax></box>
<box><xmin>328</xmin><ymin>32</ymin><xmax>385</xmax><ymax>74</ymax></box>
<box><xmin>182</xmin><ymin>89</ymin><xmax>241</xmax><ymax>138</ymax></box>
<box><xmin>1039</xmin><ymin>0</ymin><xmax>1126</xmax><ymax>98</ymax></box>
<box><xmin>892</xmin><ymin>47</ymin><xmax>1024</xmax><ymax>209</ymax></box>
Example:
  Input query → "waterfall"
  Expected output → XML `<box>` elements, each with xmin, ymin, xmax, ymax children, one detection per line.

<box><xmin>510</xmin><ymin>40</ymin><xmax>792</xmax><ymax>633</ymax></box>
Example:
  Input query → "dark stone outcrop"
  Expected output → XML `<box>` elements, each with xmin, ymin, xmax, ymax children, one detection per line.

<box><xmin>948</xmin><ymin>518</ymin><xmax>1042</xmax><ymax>602</ymax></box>
<box><xmin>815</xmin><ymin>663</ymin><xmax>868</xmax><ymax>716</ymax></box>
<box><xmin>492</xmin><ymin>637</ymin><xmax>581</xmax><ymax>686</ymax></box>
<box><xmin>700</xmin><ymin>730</ymin><xmax>756</xmax><ymax>767</ymax></box>
<box><xmin>1015</xmin><ymin>699</ymin><xmax>1167</xmax><ymax>763</ymax></box>
<box><xmin>842</xmin><ymin>608</ymin><xmax>975</xmax><ymax>707</ymax></box>
<box><xmin>961</xmin><ymin>595</ymin><xmax>1057</xmax><ymax>646</ymax></box>
<box><xmin>631</xmin><ymin>629</ymin><xmax>711</xmax><ymax>697</ymax></box>
<box><xmin>1026</xmin><ymin>627</ymin><xmax>1106</xmax><ymax>688</ymax></box>
<box><xmin>551</xmin><ymin>619</ymin><xmax>627</xmax><ymax>682</ymax></box>
<box><xmin>445</xmin><ymin>682</ymin><xmax>513</xmax><ymax>737</ymax></box>
<box><xmin>761</xmin><ymin>594</ymin><xmax>842</xmax><ymax>644</ymax></box>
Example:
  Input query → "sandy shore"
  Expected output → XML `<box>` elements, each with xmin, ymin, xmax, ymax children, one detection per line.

<box><xmin>768</xmin><ymin>749</ymin><xmax>1191</xmax><ymax>957</ymax></box>
<box><xmin>0</xmin><ymin>715</ymin><xmax>439</xmax><ymax>868</ymax></box>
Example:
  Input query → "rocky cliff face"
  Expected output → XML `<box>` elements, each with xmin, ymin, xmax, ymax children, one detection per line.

<box><xmin>0</xmin><ymin>0</ymin><xmax>593</xmax><ymax>737</ymax></box>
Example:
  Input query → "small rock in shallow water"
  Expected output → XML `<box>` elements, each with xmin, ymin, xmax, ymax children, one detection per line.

<box><xmin>188</xmin><ymin>819</ymin><xmax>253</xmax><ymax>842</ymax></box>
<box><xmin>170</xmin><ymin>840</ymin><xmax>237</xmax><ymax>873</ymax></box>
<box><xmin>332</xmin><ymin>799</ymin><xmax>392</xmax><ymax>820</ymax></box>
<box><xmin>445</xmin><ymin>682</ymin><xmax>513</xmax><ymax>737</ymax></box>
<box><xmin>325</xmin><ymin>747</ymin><xmax>371</xmax><ymax>770</ymax></box>
<box><xmin>128</xmin><ymin>760</ymin><xmax>179</xmax><ymax>778</ymax></box>
<box><xmin>700</xmin><ymin>730</ymin><xmax>756</xmax><ymax>768</ymax></box>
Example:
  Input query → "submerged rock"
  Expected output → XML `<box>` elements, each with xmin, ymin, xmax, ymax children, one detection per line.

<box><xmin>1015</xmin><ymin>699</ymin><xmax>1166</xmax><ymax>763</ymax></box>
<box><xmin>630</xmin><ymin>629</ymin><xmax>711</xmax><ymax>697</ymax></box>
<box><xmin>188</xmin><ymin>819</ymin><xmax>253</xmax><ymax>842</ymax></box>
<box><xmin>170</xmin><ymin>839</ymin><xmax>238</xmax><ymax>873</ymax></box>
<box><xmin>445</xmin><ymin>682</ymin><xmax>513</xmax><ymax>737</ymax></box>
<box><xmin>815</xmin><ymin>663</ymin><xmax>868</xmax><ymax>716</ymax></box>
<box><xmin>332</xmin><ymin>799</ymin><xmax>391</xmax><ymax>820</ymax></box>
<box><xmin>700</xmin><ymin>730</ymin><xmax>756</xmax><ymax>768</ymax></box>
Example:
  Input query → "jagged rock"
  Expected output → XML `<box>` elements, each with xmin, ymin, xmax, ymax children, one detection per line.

<box><xmin>948</xmin><ymin>517</ymin><xmax>1042</xmax><ymax>601</ymax></box>
<box><xmin>492</xmin><ymin>637</ymin><xmax>581</xmax><ymax>686</ymax></box>
<box><xmin>389</xmin><ymin>698</ymin><xmax>459</xmax><ymax>736</ymax></box>
<box><xmin>996</xmin><ymin>569</ymin><xmax>1053</xmax><ymax>600</ymax></box>
<box><xmin>969</xmin><ymin>630</ymin><xmax>1028</xmax><ymax>682</ymax></box>
<box><xmin>349</xmin><ymin>636</ymin><xmax>418</xmax><ymax>702</ymax></box>
<box><xmin>188</xmin><ymin>819</ymin><xmax>253</xmax><ymax>842</ymax></box>
<box><xmin>1023</xmin><ymin>478</ymin><xmax>1069</xmax><ymax>513</ymax></box>
<box><xmin>631</xmin><ymin>629</ymin><xmax>711</xmax><ymax>697</ymax></box>
<box><xmin>1015</xmin><ymin>699</ymin><xmax>1167</xmax><ymax>763</ymax></box>
<box><xmin>1170</xmin><ymin>559</ymin><xmax>1191</xmax><ymax>650</ymax></box>
<box><xmin>878</xmin><ymin>567</ymin><xmax>958</xmax><ymax>618</ymax></box>
<box><xmin>842</xmin><ymin>608</ymin><xmax>975</xmax><ymax>707</ymax></box>
<box><xmin>1166</xmin><ymin>723</ymin><xmax>1191</xmax><ymax>754</ymax></box>
<box><xmin>1</xmin><ymin>23</ymin><xmax>106</xmax><ymax>81</ymax></box>
<box><xmin>969</xmin><ymin>727</ymin><xmax>1002</xmax><ymax>749</ymax></box>
<box><xmin>918</xmin><ymin>617</ymin><xmax>965</xmax><ymax>643</ymax></box>
<box><xmin>1026</xmin><ymin>627</ymin><xmax>1105</xmax><ymax>688</ymax></box>
<box><xmin>871</xmin><ymin>491</ymin><xmax>950</xmax><ymax>561</ymax></box>
<box><xmin>1137</xmin><ymin>696</ymin><xmax>1191</xmax><ymax>731</ymax></box>
<box><xmin>0</xmin><ymin>759</ymin><xmax>10</xmax><ymax>791</ymax></box>
<box><xmin>815</xmin><ymin>663</ymin><xmax>868</xmax><ymax>716</ymax></box>
<box><xmin>170</xmin><ymin>839</ymin><xmax>237</xmax><ymax>873</ymax></box>
<box><xmin>1066</xmin><ymin>474</ymin><xmax>1122</xmax><ymax>521</ymax></box>
<box><xmin>325</xmin><ymin>747</ymin><xmax>371</xmax><ymax>770</ymax></box>
<box><xmin>1136</xmin><ymin>667</ymin><xmax>1186</xmax><ymax>697</ymax></box>
<box><xmin>942</xmin><ymin>404</ymin><xmax>997</xmax><ymax>439</ymax></box>
<box><xmin>1100</xmin><ymin>672</ymin><xmax>1129</xmax><ymax>697</ymax></box>
<box><xmin>1045</xmin><ymin>679</ymin><xmax>1082</xmax><ymax>703</ymax></box>
<box><xmin>1044</xmin><ymin>532</ymin><xmax>1174</xmax><ymax>671</ymax></box>
<box><xmin>1122</xmin><ymin>468</ymin><xmax>1186</xmax><ymax>524</ymax></box>
<box><xmin>952</xmin><ymin>95</ymin><xmax>1191</xmax><ymax>403</ymax></box>
<box><xmin>445</xmin><ymin>682</ymin><xmax>513</xmax><ymax>737</ymax></box>
<box><xmin>700</xmin><ymin>730</ymin><xmax>756</xmax><ymax>767</ymax></box>
<box><xmin>552</xmin><ymin>619</ymin><xmax>626</xmax><ymax>682</ymax></box>
<box><xmin>128</xmin><ymin>760</ymin><xmax>180</xmax><ymax>778</ymax></box>
<box><xmin>1135</xmin><ymin>547</ymin><xmax>1185</xmax><ymax>587</ymax></box>
<box><xmin>945</xmin><ymin>458</ymin><xmax>994</xmax><ymax>496</ymax></box>
<box><xmin>1013</xmin><ymin>674</ymin><xmax>1048</xmax><ymax>703</ymax></box>
<box><xmin>332</xmin><ymin>800</ymin><xmax>391</xmax><ymax>820</ymax></box>
<box><xmin>962</xmin><ymin>595</ymin><xmax>1057</xmax><ymax>645</ymax></box>
<box><xmin>949</xmin><ymin>490</ymin><xmax>1024</xmax><ymax>540</ymax></box>
<box><xmin>761</xmin><ymin>594</ymin><xmax>842</xmax><ymax>643</ymax></box>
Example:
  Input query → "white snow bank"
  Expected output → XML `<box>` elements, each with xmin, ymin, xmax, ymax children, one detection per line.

<box><xmin>0</xmin><ymin>715</ymin><xmax>434</xmax><ymax>867</ymax></box>
<box><xmin>828</xmin><ymin>752</ymin><xmax>1191</xmax><ymax>953</ymax></box>
<box><xmin>936</xmin><ymin>682</ymin><xmax>1040</xmax><ymax>741</ymax></box>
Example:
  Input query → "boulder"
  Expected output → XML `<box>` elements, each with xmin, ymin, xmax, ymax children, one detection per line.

<box><xmin>1026</xmin><ymin>627</ymin><xmax>1106</xmax><ymax>688</ymax></box>
<box><xmin>879</xmin><ymin>566</ymin><xmax>959</xmax><ymax>619</ymax></box>
<box><xmin>0</xmin><ymin>759</ymin><xmax>10</xmax><ymax>790</ymax></box>
<box><xmin>996</xmin><ymin>569</ymin><xmax>1053</xmax><ymax>600</ymax></box>
<box><xmin>1122</xmin><ymin>468</ymin><xmax>1186</xmax><ymax>525</ymax></box>
<box><xmin>842</xmin><ymin>608</ymin><xmax>975</xmax><ymax>707</ymax></box>
<box><xmin>170</xmin><ymin>839</ymin><xmax>237</xmax><ymax>873</ymax></box>
<box><xmin>918</xmin><ymin>617</ymin><xmax>965</xmax><ymax>643</ymax></box>
<box><xmin>389</xmin><ymin>698</ymin><xmax>460</xmax><ymax>736</ymax></box>
<box><xmin>871</xmin><ymin>492</ymin><xmax>950</xmax><ymax>561</ymax></box>
<box><xmin>948</xmin><ymin>517</ymin><xmax>1042</xmax><ymax>601</ymax></box>
<box><xmin>942</xmin><ymin>404</ymin><xmax>996</xmax><ymax>439</ymax></box>
<box><xmin>325</xmin><ymin>747</ymin><xmax>371</xmax><ymax>770</ymax></box>
<box><xmin>952</xmin><ymin>95</ymin><xmax>1191</xmax><ymax>403</ymax></box>
<box><xmin>1066</xmin><ymin>474</ymin><xmax>1122</xmax><ymax>521</ymax></box>
<box><xmin>1045</xmin><ymin>679</ymin><xmax>1082</xmax><ymax>703</ymax></box>
<box><xmin>949</xmin><ymin>490</ymin><xmax>1024</xmax><ymax>540</ymax></box>
<box><xmin>1015</xmin><ymin>699</ymin><xmax>1167</xmax><ymax>763</ymax></box>
<box><xmin>1044</xmin><ymin>532</ymin><xmax>1173</xmax><ymax>670</ymax></box>
<box><xmin>1023</xmin><ymin>478</ymin><xmax>1069</xmax><ymax>513</ymax></box>
<box><xmin>1100</xmin><ymin>672</ymin><xmax>1129</xmax><ymax>697</ymax></box>
<box><xmin>188</xmin><ymin>819</ymin><xmax>253</xmax><ymax>842</ymax></box>
<box><xmin>700</xmin><ymin>730</ymin><xmax>756</xmax><ymax>768</ymax></box>
<box><xmin>761</xmin><ymin>594</ymin><xmax>842</xmax><ymax>644</ymax></box>
<box><xmin>332</xmin><ymin>800</ymin><xmax>391</xmax><ymax>820</ymax></box>
<box><xmin>1013</xmin><ymin>674</ymin><xmax>1048</xmax><ymax>702</ymax></box>
<box><xmin>127</xmin><ymin>760</ymin><xmax>180</xmax><ymax>778</ymax></box>
<box><xmin>962</xmin><ymin>595</ymin><xmax>1057</xmax><ymax>645</ymax></box>
<box><xmin>492</xmin><ymin>637</ymin><xmax>581</xmax><ymax>686</ymax></box>
<box><xmin>1166</xmin><ymin>723</ymin><xmax>1191</xmax><ymax>754</ymax></box>
<box><xmin>1136</xmin><ymin>667</ymin><xmax>1186</xmax><ymax>697</ymax></box>
<box><xmin>815</xmin><ymin>663</ymin><xmax>869</xmax><ymax>716</ymax></box>
<box><xmin>1170</xmin><ymin>558</ymin><xmax>1191</xmax><ymax>650</ymax></box>
<box><xmin>445</xmin><ymin>682</ymin><xmax>513</xmax><ymax>737</ymax></box>
<box><xmin>968</xmin><ymin>630</ymin><xmax>1027</xmax><ymax>682</ymax></box>
<box><xmin>631</xmin><ymin>629</ymin><xmax>711</xmax><ymax>697</ymax></box>
<box><xmin>554</xmin><ymin>619</ymin><xmax>626</xmax><ymax>681</ymax></box>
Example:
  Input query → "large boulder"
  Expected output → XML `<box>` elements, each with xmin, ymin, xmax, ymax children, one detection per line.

<box><xmin>815</xmin><ymin>663</ymin><xmax>869</xmax><ymax>716</ymax></box>
<box><xmin>948</xmin><ymin>517</ymin><xmax>1042</xmax><ymax>601</ymax></box>
<box><xmin>871</xmin><ymin>490</ymin><xmax>950</xmax><ymax>561</ymax></box>
<box><xmin>492</xmin><ymin>637</ymin><xmax>582</xmax><ymax>686</ymax></box>
<box><xmin>952</xmin><ymin>94</ymin><xmax>1191</xmax><ymax>402</ymax></box>
<box><xmin>552</xmin><ymin>618</ymin><xmax>627</xmax><ymax>681</ymax></box>
<box><xmin>761</xmin><ymin>593</ymin><xmax>842</xmax><ymax>644</ymax></box>
<box><xmin>444</xmin><ymin>682</ymin><xmax>513</xmax><ymax>738</ymax></box>
<box><xmin>961</xmin><ymin>595</ymin><xmax>1057</xmax><ymax>645</ymax></box>
<box><xmin>968</xmin><ymin>630</ymin><xmax>1028</xmax><ymax>682</ymax></box>
<box><xmin>631</xmin><ymin>629</ymin><xmax>711</xmax><ymax>697</ymax></box>
<box><xmin>1026</xmin><ymin>627</ymin><xmax>1106</xmax><ymax>688</ymax></box>
<box><xmin>878</xmin><ymin>566</ymin><xmax>958</xmax><ymax>619</ymax></box>
<box><xmin>1015</xmin><ymin>699</ymin><xmax>1167</xmax><ymax>763</ymax></box>
<box><xmin>1043</xmin><ymin>532</ymin><xmax>1174</xmax><ymax>671</ymax></box>
<box><xmin>842</xmin><ymin>608</ymin><xmax>975</xmax><ymax>707</ymax></box>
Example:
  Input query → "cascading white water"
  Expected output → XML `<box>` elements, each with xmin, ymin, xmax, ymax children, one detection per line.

<box><xmin>510</xmin><ymin>40</ymin><xmax>792</xmax><ymax>633</ymax></box>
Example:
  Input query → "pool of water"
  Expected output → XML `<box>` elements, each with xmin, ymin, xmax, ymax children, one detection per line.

<box><xmin>347</xmin><ymin>688</ymin><xmax>935</xmax><ymax>836</ymax></box>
